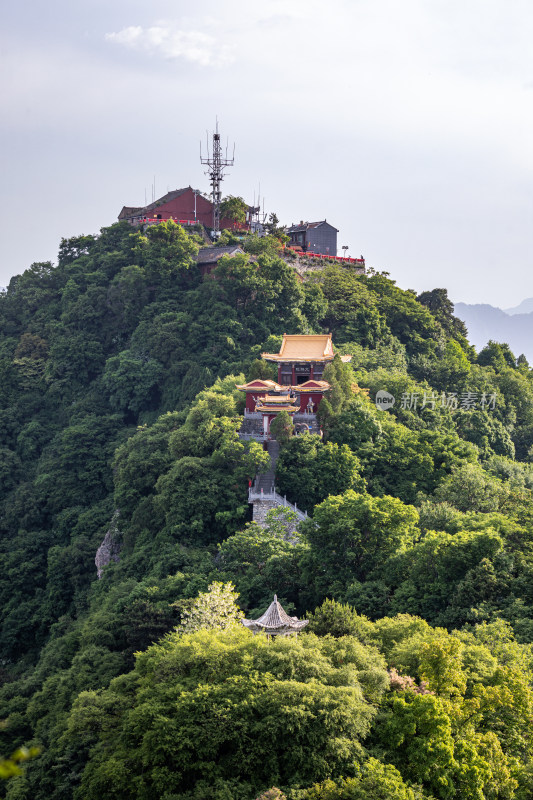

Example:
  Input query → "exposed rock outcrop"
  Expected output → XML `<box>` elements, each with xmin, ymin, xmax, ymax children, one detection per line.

<box><xmin>95</xmin><ymin>511</ymin><xmax>122</xmax><ymax>579</ymax></box>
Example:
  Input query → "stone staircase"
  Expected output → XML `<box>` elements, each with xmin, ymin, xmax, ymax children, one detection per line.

<box><xmin>254</xmin><ymin>440</ymin><xmax>278</xmax><ymax>494</ymax></box>
<box><xmin>249</xmin><ymin>439</ymin><xmax>308</xmax><ymax>528</ymax></box>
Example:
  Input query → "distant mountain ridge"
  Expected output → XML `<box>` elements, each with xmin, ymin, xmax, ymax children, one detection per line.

<box><xmin>454</xmin><ymin>301</ymin><xmax>533</xmax><ymax>361</ymax></box>
<box><xmin>504</xmin><ymin>297</ymin><xmax>533</xmax><ymax>315</ymax></box>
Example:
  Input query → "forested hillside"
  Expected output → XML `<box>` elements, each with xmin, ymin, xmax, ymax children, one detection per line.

<box><xmin>2</xmin><ymin>221</ymin><xmax>533</xmax><ymax>799</ymax></box>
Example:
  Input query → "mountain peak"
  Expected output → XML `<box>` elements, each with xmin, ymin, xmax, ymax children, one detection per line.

<box><xmin>503</xmin><ymin>297</ymin><xmax>533</xmax><ymax>316</ymax></box>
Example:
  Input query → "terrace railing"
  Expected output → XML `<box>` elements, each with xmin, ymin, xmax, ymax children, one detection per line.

<box><xmin>248</xmin><ymin>485</ymin><xmax>308</xmax><ymax>522</ymax></box>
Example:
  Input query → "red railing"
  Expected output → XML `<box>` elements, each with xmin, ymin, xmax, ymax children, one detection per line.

<box><xmin>140</xmin><ymin>218</ymin><xmax>250</xmax><ymax>231</ymax></box>
<box><xmin>286</xmin><ymin>247</ymin><xmax>365</xmax><ymax>265</ymax></box>
<box><xmin>141</xmin><ymin>217</ymin><xmax>200</xmax><ymax>226</ymax></box>
<box><xmin>135</xmin><ymin>220</ymin><xmax>364</xmax><ymax>265</ymax></box>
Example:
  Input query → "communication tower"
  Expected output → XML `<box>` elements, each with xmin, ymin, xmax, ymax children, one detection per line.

<box><xmin>250</xmin><ymin>186</ymin><xmax>267</xmax><ymax>235</ymax></box>
<box><xmin>200</xmin><ymin>121</ymin><xmax>235</xmax><ymax>236</ymax></box>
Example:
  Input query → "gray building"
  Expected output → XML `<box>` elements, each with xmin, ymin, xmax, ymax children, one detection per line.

<box><xmin>195</xmin><ymin>245</ymin><xmax>244</xmax><ymax>276</ymax></box>
<box><xmin>287</xmin><ymin>220</ymin><xmax>338</xmax><ymax>256</ymax></box>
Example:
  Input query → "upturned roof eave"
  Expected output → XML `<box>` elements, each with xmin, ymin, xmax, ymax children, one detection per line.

<box><xmin>242</xmin><ymin>622</ymin><xmax>309</xmax><ymax>632</ymax></box>
<box><xmin>235</xmin><ymin>380</ymin><xmax>283</xmax><ymax>392</ymax></box>
<box><xmin>261</xmin><ymin>354</ymin><xmax>335</xmax><ymax>363</ymax></box>
<box><xmin>295</xmin><ymin>384</ymin><xmax>331</xmax><ymax>392</ymax></box>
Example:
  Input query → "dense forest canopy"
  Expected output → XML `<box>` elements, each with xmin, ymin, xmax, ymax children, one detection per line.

<box><xmin>1</xmin><ymin>220</ymin><xmax>533</xmax><ymax>799</ymax></box>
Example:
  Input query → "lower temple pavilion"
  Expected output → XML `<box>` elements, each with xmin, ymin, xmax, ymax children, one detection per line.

<box><xmin>242</xmin><ymin>595</ymin><xmax>309</xmax><ymax>636</ymax></box>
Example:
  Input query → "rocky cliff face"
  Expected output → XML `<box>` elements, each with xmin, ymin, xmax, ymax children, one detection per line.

<box><xmin>95</xmin><ymin>512</ymin><xmax>122</xmax><ymax>579</ymax></box>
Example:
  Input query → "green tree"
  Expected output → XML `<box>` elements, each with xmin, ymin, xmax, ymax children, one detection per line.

<box><xmin>247</xmin><ymin>358</ymin><xmax>278</xmax><ymax>381</ymax></box>
<box><xmin>295</xmin><ymin>758</ymin><xmax>417</xmax><ymax>800</ymax></box>
<box><xmin>276</xmin><ymin>435</ymin><xmax>365</xmax><ymax>512</ymax></box>
<box><xmin>433</xmin><ymin>462</ymin><xmax>509</xmax><ymax>512</ymax></box>
<box><xmin>454</xmin><ymin>409</ymin><xmax>515</xmax><ymax>459</ymax></box>
<box><xmin>364</xmin><ymin>421</ymin><xmax>477</xmax><ymax>505</ymax></box>
<box><xmin>322</xmin><ymin>355</ymin><xmax>353</xmax><ymax>414</ymax></box>
<box><xmin>220</xmin><ymin>195</ymin><xmax>248</xmax><ymax>226</ymax></box>
<box><xmin>153</xmin><ymin>387</ymin><xmax>269</xmax><ymax>544</ymax></box>
<box><xmin>243</xmin><ymin>233</ymin><xmax>284</xmax><ymax>256</ymax></box>
<box><xmin>382</xmin><ymin>528</ymin><xmax>505</xmax><ymax>627</ymax></box>
<box><xmin>477</xmin><ymin>340</ymin><xmax>517</xmax><ymax>371</ymax></box>
<box><xmin>417</xmin><ymin>287</ymin><xmax>469</xmax><ymax>341</ymax></box>
<box><xmin>70</xmin><ymin>628</ymin><xmax>384</xmax><ymax>799</ymax></box>
<box><xmin>270</xmin><ymin>410</ymin><xmax>294</xmax><ymax>444</ymax></box>
<box><xmin>58</xmin><ymin>235</ymin><xmax>96</xmax><ymax>267</ymax></box>
<box><xmin>217</xmin><ymin>227</ymin><xmax>242</xmax><ymax>246</ymax></box>
<box><xmin>35</xmin><ymin>414</ymin><xmax>123</xmax><ymax>510</ymax></box>
<box><xmin>422</xmin><ymin>339</ymin><xmax>471</xmax><ymax>391</ymax></box>
<box><xmin>102</xmin><ymin>350</ymin><xmax>163</xmax><ymax>418</ymax></box>
<box><xmin>328</xmin><ymin>396</ymin><xmax>382</xmax><ymax>450</ymax></box>
<box><xmin>112</xmin><ymin>412</ymin><xmax>181</xmax><ymax>518</ymax></box>
<box><xmin>306</xmin><ymin>599</ymin><xmax>372</xmax><ymax>639</ymax></box>
<box><xmin>135</xmin><ymin>220</ymin><xmax>198</xmax><ymax>282</ymax></box>
<box><xmin>316</xmin><ymin>397</ymin><xmax>334</xmax><ymax>438</ymax></box>
<box><xmin>264</xmin><ymin>212</ymin><xmax>288</xmax><ymax>242</ymax></box>
<box><xmin>419</xmin><ymin>637</ymin><xmax>467</xmax><ymax>697</ymax></box>
<box><xmin>364</xmin><ymin>273</ymin><xmax>441</xmax><ymax>356</ymax></box>
<box><xmin>214</xmin><ymin>251</ymin><xmax>304</xmax><ymax>334</ymax></box>
<box><xmin>374</xmin><ymin>693</ymin><xmax>461</xmax><ymax>799</ymax></box>
<box><xmin>302</xmin><ymin>491</ymin><xmax>418</xmax><ymax>595</ymax></box>
<box><xmin>316</xmin><ymin>267</ymin><xmax>389</xmax><ymax>347</ymax></box>
<box><xmin>106</xmin><ymin>265</ymin><xmax>148</xmax><ymax>334</ymax></box>
<box><xmin>177</xmin><ymin>582</ymin><xmax>243</xmax><ymax>633</ymax></box>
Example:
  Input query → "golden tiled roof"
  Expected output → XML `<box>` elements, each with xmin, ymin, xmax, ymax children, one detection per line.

<box><xmin>258</xmin><ymin>394</ymin><xmax>297</xmax><ymax>404</ymax></box>
<box><xmin>235</xmin><ymin>380</ymin><xmax>282</xmax><ymax>392</ymax></box>
<box><xmin>257</xmin><ymin>405</ymin><xmax>298</xmax><ymax>413</ymax></box>
<box><xmin>262</xmin><ymin>334</ymin><xmax>335</xmax><ymax>363</ymax></box>
<box><xmin>294</xmin><ymin>380</ymin><xmax>331</xmax><ymax>392</ymax></box>
<box><xmin>255</xmin><ymin>395</ymin><xmax>298</xmax><ymax>413</ymax></box>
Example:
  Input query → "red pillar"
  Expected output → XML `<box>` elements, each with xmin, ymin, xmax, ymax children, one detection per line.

<box><xmin>310</xmin><ymin>363</ymin><xmax>314</xmax><ymax>379</ymax></box>
<box><xmin>278</xmin><ymin>363</ymin><xmax>282</xmax><ymax>383</ymax></box>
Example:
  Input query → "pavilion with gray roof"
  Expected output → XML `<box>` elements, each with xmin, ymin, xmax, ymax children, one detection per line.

<box><xmin>242</xmin><ymin>595</ymin><xmax>309</xmax><ymax>637</ymax></box>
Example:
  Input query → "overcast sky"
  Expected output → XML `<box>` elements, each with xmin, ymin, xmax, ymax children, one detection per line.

<box><xmin>2</xmin><ymin>0</ymin><xmax>533</xmax><ymax>306</ymax></box>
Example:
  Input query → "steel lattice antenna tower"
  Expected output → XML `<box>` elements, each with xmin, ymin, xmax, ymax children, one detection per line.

<box><xmin>200</xmin><ymin>120</ymin><xmax>235</xmax><ymax>236</ymax></box>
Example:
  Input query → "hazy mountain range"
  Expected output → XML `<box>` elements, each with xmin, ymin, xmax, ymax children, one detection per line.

<box><xmin>454</xmin><ymin>298</ymin><xmax>533</xmax><ymax>361</ymax></box>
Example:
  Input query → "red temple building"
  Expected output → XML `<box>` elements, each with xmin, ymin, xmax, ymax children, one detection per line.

<box><xmin>118</xmin><ymin>186</ymin><xmax>252</xmax><ymax>232</ymax></box>
<box><xmin>118</xmin><ymin>187</ymin><xmax>213</xmax><ymax>227</ymax></box>
<box><xmin>237</xmin><ymin>379</ymin><xmax>286</xmax><ymax>414</ymax></box>
<box><xmin>237</xmin><ymin>334</ymin><xmax>350</xmax><ymax>438</ymax></box>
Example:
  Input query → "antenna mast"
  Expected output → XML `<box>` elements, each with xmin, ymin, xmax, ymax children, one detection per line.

<box><xmin>200</xmin><ymin>120</ymin><xmax>235</xmax><ymax>237</ymax></box>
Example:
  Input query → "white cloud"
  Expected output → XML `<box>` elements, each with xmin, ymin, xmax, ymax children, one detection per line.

<box><xmin>105</xmin><ymin>23</ymin><xmax>233</xmax><ymax>67</ymax></box>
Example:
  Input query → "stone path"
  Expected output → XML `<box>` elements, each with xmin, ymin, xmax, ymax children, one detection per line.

<box><xmin>254</xmin><ymin>440</ymin><xmax>279</xmax><ymax>493</ymax></box>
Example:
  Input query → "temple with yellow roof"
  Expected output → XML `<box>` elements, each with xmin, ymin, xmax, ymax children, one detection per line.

<box><xmin>262</xmin><ymin>333</ymin><xmax>335</xmax><ymax>385</ymax></box>
<box><xmin>237</xmin><ymin>334</ymin><xmax>349</xmax><ymax>439</ymax></box>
